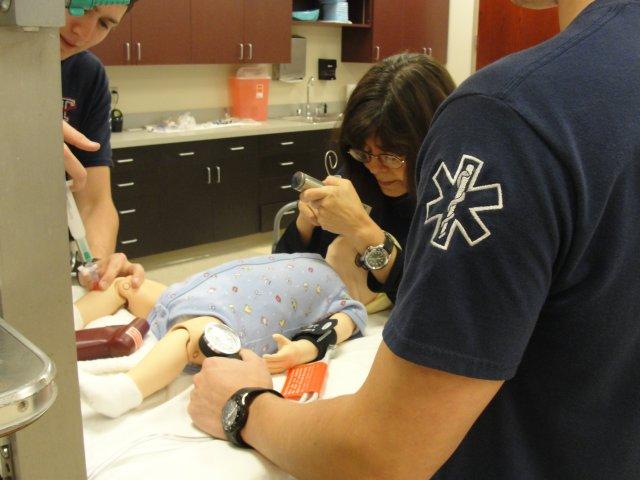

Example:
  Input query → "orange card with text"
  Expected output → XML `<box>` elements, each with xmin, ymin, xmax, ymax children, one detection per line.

<box><xmin>281</xmin><ymin>361</ymin><xmax>329</xmax><ymax>401</ymax></box>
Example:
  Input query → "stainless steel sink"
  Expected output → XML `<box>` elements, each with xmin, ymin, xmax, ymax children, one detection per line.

<box><xmin>278</xmin><ymin>113</ymin><xmax>343</xmax><ymax>124</ymax></box>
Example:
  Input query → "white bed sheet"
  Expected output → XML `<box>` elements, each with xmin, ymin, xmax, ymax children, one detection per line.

<box><xmin>76</xmin><ymin>286</ymin><xmax>387</xmax><ymax>480</ymax></box>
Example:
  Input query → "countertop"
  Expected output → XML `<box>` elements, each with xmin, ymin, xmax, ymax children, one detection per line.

<box><xmin>111</xmin><ymin>118</ymin><xmax>338</xmax><ymax>149</ymax></box>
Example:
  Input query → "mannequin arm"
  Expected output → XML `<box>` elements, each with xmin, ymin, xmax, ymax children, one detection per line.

<box><xmin>263</xmin><ymin>312</ymin><xmax>355</xmax><ymax>373</ymax></box>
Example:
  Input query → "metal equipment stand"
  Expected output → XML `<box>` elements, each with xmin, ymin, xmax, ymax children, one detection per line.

<box><xmin>1</xmin><ymin>1</ymin><xmax>88</xmax><ymax>477</ymax></box>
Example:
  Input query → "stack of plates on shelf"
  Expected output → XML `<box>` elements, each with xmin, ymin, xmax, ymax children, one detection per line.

<box><xmin>320</xmin><ymin>0</ymin><xmax>349</xmax><ymax>22</ymax></box>
<box><xmin>292</xmin><ymin>9</ymin><xmax>320</xmax><ymax>21</ymax></box>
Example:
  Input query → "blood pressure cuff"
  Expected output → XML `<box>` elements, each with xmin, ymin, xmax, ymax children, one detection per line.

<box><xmin>292</xmin><ymin>318</ymin><xmax>338</xmax><ymax>362</ymax></box>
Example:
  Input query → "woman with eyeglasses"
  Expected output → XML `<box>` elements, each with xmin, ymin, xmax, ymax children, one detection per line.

<box><xmin>275</xmin><ymin>53</ymin><xmax>456</xmax><ymax>310</ymax></box>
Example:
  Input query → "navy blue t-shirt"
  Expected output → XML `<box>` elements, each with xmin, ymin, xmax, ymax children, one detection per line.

<box><xmin>61</xmin><ymin>51</ymin><xmax>112</xmax><ymax>168</ymax></box>
<box><xmin>383</xmin><ymin>1</ymin><xmax>640</xmax><ymax>478</ymax></box>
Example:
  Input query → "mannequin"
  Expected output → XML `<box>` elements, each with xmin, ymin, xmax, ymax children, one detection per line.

<box><xmin>76</xmin><ymin>252</ymin><xmax>367</xmax><ymax>417</ymax></box>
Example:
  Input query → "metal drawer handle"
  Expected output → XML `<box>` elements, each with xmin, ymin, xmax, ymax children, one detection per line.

<box><xmin>229</xmin><ymin>146</ymin><xmax>245</xmax><ymax>151</ymax></box>
<box><xmin>375</xmin><ymin>45</ymin><xmax>380</xmax><ymax>61</ymax></box>
<box><xmin>247</xmin><ymin>43</ymin><xmax>253</xmax><ymax>60</ymax></box>
<box><xmin>280</xmin><ymin>141</ymin><xmax>294</xmax><ymax>146</ymax></box>
<box><xmin>121</xmin><ymin>238</ymin><xmax>138</xmax><ymax>245</ymax></box>
<box><xmin>206</xmin><ymin>167</ymin><xmax>212</xmax><ymax>185</ymax></box>
<box><xmin>282</xmin><ymin>210</ymin><xmax>296</xmax><ymax>216</ymax></box>
<box><xmin>116</xmin><ymin>158</ymin><xmax>134</xmax><ymax>164</ymax></box>
<box><xmin>216</xmin><ymin>166</ymin><xmax>221</xmax><ymax>184</ymax></box>
<box><xmin>125</xmin><ymin>42</ymin><xmax>131</xmax><ymax>63</ymax></box>
<box><xmin>119</xmin><ymin>209</ymin><xmax>136</xmax><ymax>215</ymax></box>
<box><xmin>279</xmin><ymin>161</ymin><xmax>294</xmax><ymax>166</ymax></box>
<box><xmin>423</xmin><ymin>47</ymin><xmax>432</xmax><ymax>56</ymax></box>
<box><xmin>239</xmin><ymin>43</ymin><xmax>244</xmax><ymax>61</ymax></box>
<box><xmin>280</xmin><ymin>185</ymin><xmax>292</xmax><ymax>190</ymax></box>
<box><xmin>136</xmin><ymin>42</ymin><xmax>142</xmax><ymax>62</ymax></box>
<box><xmin>179</xmin><ymin>151</ymin><xmax>195</xmax><ymax>157</ymax></box>
<box><xmin>117</xmin><ymin>182</ymin><xmax>135</xmax><ymax>188</ymax></box>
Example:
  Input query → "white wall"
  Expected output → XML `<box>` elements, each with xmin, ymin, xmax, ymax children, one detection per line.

<box><xmin>106</xmin><ymin>2</ymin><xmax>478</xmax><ymax>115</ymax></box>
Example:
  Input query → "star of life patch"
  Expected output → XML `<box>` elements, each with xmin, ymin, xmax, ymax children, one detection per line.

<box><xmin>424</xmin><ymin>154</ymin><xmax>503</xmax><ymax>250</ymax></box>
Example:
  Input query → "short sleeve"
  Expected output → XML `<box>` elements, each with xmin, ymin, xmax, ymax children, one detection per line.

<box><xmin>383</xmin><ymin>94</ymin><xmax>572</xmax><ymax>380</ymax></box>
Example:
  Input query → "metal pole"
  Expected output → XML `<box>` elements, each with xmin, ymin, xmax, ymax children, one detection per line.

<box><xmin>0</xmin><ymin>1</ymin><xmax>87</xmax><ymax>477</ymax></box>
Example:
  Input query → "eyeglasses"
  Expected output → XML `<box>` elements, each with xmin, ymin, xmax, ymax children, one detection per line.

<box><xmin>348</xmin><ymin>148</ymin><xmax>406</xmax><ymax>169</ymax></box>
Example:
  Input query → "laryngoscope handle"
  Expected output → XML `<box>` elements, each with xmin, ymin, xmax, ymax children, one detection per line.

<box><xmin>291</xmin><ymin>171</ymin><xmax>324</xmax><ymax>192</ymax></box>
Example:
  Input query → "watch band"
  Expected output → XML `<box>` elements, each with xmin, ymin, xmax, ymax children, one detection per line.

<box><xmin>223</xmin><ymin>387</ymin><xmax>283</xmax><ymax>448</ymax></box>
<box><xmin>355</xmin><ymin>231</ymin><xmax>396</xmax><ymax>271</ymax></box>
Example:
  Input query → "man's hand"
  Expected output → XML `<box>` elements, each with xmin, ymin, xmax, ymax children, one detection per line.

<box><xmin>62</xmin><ymin>121</ymin><xmax>99</xmax><ymax>192</ymax></box>
<box><xmin>188</xmin><ymin>350</ymin><xmax>273</xmax><ymax>438</ymax></box>
<box><xmin>78</xmin><ymin>252</ymin><xmax>145</xmax><ymax>290</ymax></box>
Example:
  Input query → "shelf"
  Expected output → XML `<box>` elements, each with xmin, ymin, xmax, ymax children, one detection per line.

<box><xmin>292</xmin><ymin>20</ymin><xmax>371</xmax><ymax>28</ymax></box>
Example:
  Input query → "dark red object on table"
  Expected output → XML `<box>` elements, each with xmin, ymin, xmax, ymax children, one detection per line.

<box><xmin>76</xmin><ymin>317</ymin><xmax>149</xmax><ymax>361</ymax></box>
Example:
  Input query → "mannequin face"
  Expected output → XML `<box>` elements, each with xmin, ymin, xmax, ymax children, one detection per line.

<box><xmin>510</xmin><ymin>0</ymin><xmax>559</xmax><ymax>8</ymax></box>
<box><xmin>60</xmin><ymin>6</ymin><xmax>127</xmax><ymax>60</ymax></box>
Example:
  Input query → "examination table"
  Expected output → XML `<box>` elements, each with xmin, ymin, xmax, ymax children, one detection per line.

<box><xmin>75</xmin><ymin>286</ymin><xmax>389</xmax><ymax>479</ymax></box>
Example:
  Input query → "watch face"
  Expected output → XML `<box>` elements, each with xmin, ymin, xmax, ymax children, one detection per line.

<box><xmin>222</xmin><ymin>400</ymin><xmax>239</xmax><ymax>431</ymax></box>
<box><xmin>204</xmin><ymin>323</ymin><xmax>242</xmax><ymax>355</ymax></box>
<box><xmin>364</xmin><ymin>247</ymin><xmax>389</xmax><ymax>270</ymax></box>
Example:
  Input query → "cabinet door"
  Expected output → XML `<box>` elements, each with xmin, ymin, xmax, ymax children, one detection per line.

<box><xmin>477</xmin><ymin>0</ymin><xmax>558</xmax><ymax>69</ymax></box>
<box><xmin>243</xmin><ymin>0</ymin><xmax>291</xmax><ymax>64</ymax></box>
<box><xmin>342</xmin><ymin>0</ymin><xmax>404</xmax><ymax>62</ymax></box>
<box><xmin>162</xmin><ymin>143</ymin><xmax>216</xmax><ymax>251</ymax></box>
<box><xmin>90</xmin><ymin>14</ymin><xmax>132</xmax><ymax>65</ymax></box>
<box><xmin>191</xmin><ymin>0</ymin><xmax>244</xmax><ymax>64</ymax></box>
<box><xmin>403</xmin><ymin>0</ymin><xmax>449</xmax><ymax>63</ymax></box>
<box><xmin>210</xmin><ymin>138</ymin><xmax>260</xmax><ymax>241</ymax></box>
<box><xmin>130</xmin><ymin>0</ymin><xmax>191</xmax><ymax>65</ymax></box>
<box><xmin>371</xmin><ymin>0</ymin><xmax>405</xmax><ymax>60</ymax></box>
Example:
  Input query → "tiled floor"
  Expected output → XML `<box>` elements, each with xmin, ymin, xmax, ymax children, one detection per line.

<box><xmin>137</xmin><ymin>232</ymin><xmax>274</xmax><ymax>286</ymax></box>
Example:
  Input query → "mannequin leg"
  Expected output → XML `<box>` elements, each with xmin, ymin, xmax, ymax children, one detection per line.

<box><xmin>325</xmin><ymin>236</ymin><xmax>378</xmax><ymax>305</ymax></box>
<box><xmin>127</xmin><ymin>316</ymin><xmax>220</xmax><ymax>398</ymax></box>
<box><xmin>74</xmin><ymin>278</ymin><xmax>127</xmax><ymax>327</ymax></box>
<box><xmin>116</xmin><ymin>277</ymin><xmax>167</xmax><ymax>319</ymax></box>
<box><xmin>80</xmin><ymin>316</ymin><xmax>221</xmax><ymax>417</ymax></box>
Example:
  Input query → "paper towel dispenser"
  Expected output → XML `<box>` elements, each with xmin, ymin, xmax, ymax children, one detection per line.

<box><xmin>273</xmin><ymin>36</ymin><xmax>306</xmax><ymax>83</ymax></box>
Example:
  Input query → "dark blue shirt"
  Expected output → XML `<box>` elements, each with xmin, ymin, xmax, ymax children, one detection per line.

<box><xmin>61</xmin><ymin>51</ymin><xmax>112</xmax><ymax>168</ymax></box>
<box><xmin>383</xmin><ymin>1</ymin><xmax>640</xmax><ymax>478</ymax></box>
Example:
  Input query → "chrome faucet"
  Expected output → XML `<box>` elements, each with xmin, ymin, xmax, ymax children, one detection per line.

<box><xmin>305</xmin><ymin>76</ymin><xmax>315</xmax><ymax>120</ymax></box>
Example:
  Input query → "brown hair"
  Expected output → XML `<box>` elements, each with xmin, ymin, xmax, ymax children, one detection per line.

<box><xmin>339</xmin><ymin>53</ymin><xmax>455</xmax><ymax>198</ymax></box>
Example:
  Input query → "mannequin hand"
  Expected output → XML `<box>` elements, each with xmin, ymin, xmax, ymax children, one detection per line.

<box><xmin>78</xmin><ymin>252</ymin><xmax>145</xmax><ymax>290</ymax></box>
<box><xmin>62</xmin><ymin>121</ymin><xmax>99</xmax><ymax>192</ymax></box>
<box><xmin>300</xmin><ymin>176</ymin><xmax>372</xmax><ymax>238</ymax></box>
<box><xmin>263</xmin><ymin>334</ymin><xmax>315</xmax><ymax>374</ymax></box>
<box><xmin>188</xmin><ymin>349</ymin><xmax>272</xmax><ymax>438</ymax></box>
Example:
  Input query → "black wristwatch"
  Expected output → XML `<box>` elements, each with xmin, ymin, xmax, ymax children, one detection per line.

<box><xmin>198</xmin><ymin>322</ymin><xmax>242</xmax><ymax>359</ymax></box>
<box><xmin>221</xmin><ymin>387</ymin><xmax>284</xmax><ymax>448</ymax></box>
<box><xmin>355</xmin><ymin>231</ymin><xmax>400</xmax><ymax>271</ymax></box>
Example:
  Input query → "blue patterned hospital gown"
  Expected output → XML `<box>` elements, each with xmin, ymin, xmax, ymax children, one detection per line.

<box><xmin>147</xmin><ymin>253</ymin><xmax>367</xmax><ymax>355</ymax></box>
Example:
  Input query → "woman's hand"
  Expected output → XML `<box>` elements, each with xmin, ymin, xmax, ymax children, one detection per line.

<box><xmin>301</xmin><ymin>176</ymin><xmax>374</xmax><ymax>239</ymax></box>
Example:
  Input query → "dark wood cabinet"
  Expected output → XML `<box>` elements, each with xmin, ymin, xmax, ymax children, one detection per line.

<box><xmin>93</xmin><ymin>0</ymin><xmax>289</xmax><ymax>65</ymax></box>
<box><xmin>476</xmin><ymin>0</ymin><xmax>558</xmax><ymax>69</ymax></box>
<box><xmin>403</xmin><ymin>0</ymin><xmax>450</xmax><ymax>62</ymax></box>
<box><xmin>111</xmin><ymin>146</ymin><xmax>167</xmax><ymax>257</ymax></box>
<box><xmin>91</xmin><ymin>0</ymin><xmax>191</xmax><ymax>65</ymax></box>
<box><xmin>258</xmin><ymin>129</ymin><xmax>336</xmax><ymax>232</ymax></box>
<box><xmin>342</xmin><ymin>0</ymin><xmax>449</xmax><ymax>64</ymax></box>
<box><xmin>111</xmin><ymin>130</ymin><xmax>333</xmax><ymax>258</ymax></box>
<box><xmin>191</xmin><ymin>0</ymin><xmax>292</xmax><ymax>64</ymax></box>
